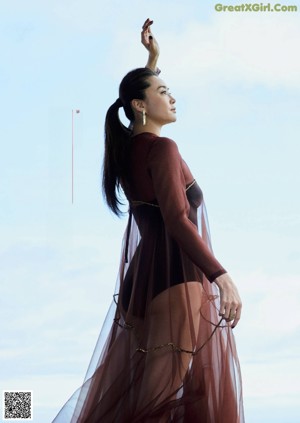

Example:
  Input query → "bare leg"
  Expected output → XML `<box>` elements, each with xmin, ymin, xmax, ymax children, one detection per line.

<box><xmin>135</xmin><ymin>282</ymin><xmax>202</xmax><ymax>422</ymax></box>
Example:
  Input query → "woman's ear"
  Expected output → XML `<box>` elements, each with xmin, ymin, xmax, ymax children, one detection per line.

<box><xmin>131</xmin><ymin>99</ymin><xmax>145</xmax><ymax>113</ymax></box>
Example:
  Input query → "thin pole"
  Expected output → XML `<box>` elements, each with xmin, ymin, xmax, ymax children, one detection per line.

<box><xmin>72</xmin><ymin>109</ymin><xmax>74</xmax><ymax>204</ymax></box>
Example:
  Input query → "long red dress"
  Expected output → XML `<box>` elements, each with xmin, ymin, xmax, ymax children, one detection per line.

<box><xmin>52</xmin><ymin>132</ymin><xmax>244</xmax><ymax>422</ymax></box>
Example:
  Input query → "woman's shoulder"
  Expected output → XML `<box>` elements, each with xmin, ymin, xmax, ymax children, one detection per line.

<box><xmin>151</xmin><ymin>135</ymin><xmax>179</xmax><ymax>155</ymax></box>
<box><xmin>142</xmin><ymin>135</ymin><xmax>182</xmax><ymax>167</ymax></box>
<box><xmin>132</xmin><ymin>132</ymin><xmax>175</xmax><ymax>144</ymax></box>
<box><xmin>132</xmin><ymin>132</ymin><xmax>179</xmax><ymax>158</ymax></box>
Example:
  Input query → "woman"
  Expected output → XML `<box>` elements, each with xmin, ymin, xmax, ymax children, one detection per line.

<box><xmin>52</xmin><ymin>19</ymin><xmax>244</xmax><ymax>423</ymax></box>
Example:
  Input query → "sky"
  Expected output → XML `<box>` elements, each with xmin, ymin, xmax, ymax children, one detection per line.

<box><xmin>1</xmin><ymin>0</ymin><xmax>300</xmax><ymax>421</ymax></box>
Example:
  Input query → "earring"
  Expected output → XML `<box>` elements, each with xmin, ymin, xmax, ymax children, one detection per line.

<box><xmin>142</xmin><ymin>110</ymin><xmax>146</xmax><ymax>126</ymax></box>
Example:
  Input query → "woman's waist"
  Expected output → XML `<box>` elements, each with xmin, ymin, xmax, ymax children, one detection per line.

<box><xmin>129</xmin><ymin>179</ymin><xmax>203</xmax><ymax>211</ymax></box>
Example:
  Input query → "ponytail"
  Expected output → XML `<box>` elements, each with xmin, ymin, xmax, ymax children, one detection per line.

<box><xmin>102</xmin><ymin>67</ymin><xmax>157</xmax><ymax>216</ymax></box>
<box><xmin>102</xmin><ymin>99</ymin><xmax>131</xmax><ymax>216</ymax></box>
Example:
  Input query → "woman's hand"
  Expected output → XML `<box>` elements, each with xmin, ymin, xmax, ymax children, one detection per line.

<box><xmin>214</xmin><ymin>273</ymin><xmax>242</xmax><ymax>328</ymax></box>
<box><xmin>141</xmin><ymin>18</ymin><xmax>160</xmax><ymax>72</ymax></box>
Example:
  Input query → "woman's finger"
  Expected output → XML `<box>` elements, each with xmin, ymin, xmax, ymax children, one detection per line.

<box><xmin>142</xmin><ymin>18</ymin><xmax>153</xmax><ymax>30</ymax></box>
<box><xmin>218</xmin><ymin>292</ymin><xmax>225</xmax><ymax>316</ymax></box>
<box><xmin>142</xmin><ymin>18</ymin><xmax>150</xmax><ymax>30</ymax></box>
<box><xmin>231</xmin><ymin>305</ymin><xmax>242</xmax><ymax>329</ymax></box>
<box><xmin>142</xmin><ymin>26</ymin><xmax>153</xmax><ymax>39</ymax></box>
<box><xmin>141</xmin><ymin>20</ymin><xmax>152</xmax><ymax>38</ymax></box>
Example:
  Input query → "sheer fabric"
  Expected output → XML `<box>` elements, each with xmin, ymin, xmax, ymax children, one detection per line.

<box><xmin>52</xmin><ymin>133</ymin><xmax>244</xmax><ymax>422</ymax></box>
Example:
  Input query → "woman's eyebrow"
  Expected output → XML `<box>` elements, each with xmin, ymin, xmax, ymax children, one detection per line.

<box><xmin>156</xmin><ymin>85</ymin><xmax>168</xmax><ymax>90</ymax></box>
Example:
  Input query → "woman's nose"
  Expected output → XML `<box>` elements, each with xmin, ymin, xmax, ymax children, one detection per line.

<box><xmin>169</xmin><ymin>94</ymin><xmax>176</xmax><ymax>103</ymax></box>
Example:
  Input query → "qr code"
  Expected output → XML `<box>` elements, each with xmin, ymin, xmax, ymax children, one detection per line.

<box><xmin>3</xmin><ymin>391</ymin><xmax>33</xmax><ymax>420</ymax></box>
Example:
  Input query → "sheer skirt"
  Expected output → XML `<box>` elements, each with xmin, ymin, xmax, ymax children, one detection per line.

<box><xmin>52</xmin><ymin>183</ymin><xmax>244</xmax><ymax>422</ymax></box>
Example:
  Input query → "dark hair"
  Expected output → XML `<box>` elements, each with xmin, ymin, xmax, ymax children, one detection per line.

<box><xmin>102</xmin><ymin>67</ymin><xmax>157</xmax><ymax>216</ymax></box>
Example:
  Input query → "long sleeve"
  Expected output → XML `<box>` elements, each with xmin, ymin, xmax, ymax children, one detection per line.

<box><xmin>147</xmin><ymin>137</ymin><xmax>226</xmax><ymax>282</ymax></box>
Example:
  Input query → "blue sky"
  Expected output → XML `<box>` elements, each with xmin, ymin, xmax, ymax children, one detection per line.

<box><xmin>1</xmin><ymin>1</ymin><xmax>300</xmax><ymax>422</ymax></box>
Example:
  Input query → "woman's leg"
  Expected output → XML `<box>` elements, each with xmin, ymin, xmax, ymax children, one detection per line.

<box><xmin>135</xmin><ymin>282</ymin><xmax>202</xmax><ymax>422</ymax></box>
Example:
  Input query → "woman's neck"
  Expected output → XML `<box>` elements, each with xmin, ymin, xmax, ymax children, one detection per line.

<box><xmin>132</xmin><ymin>122</ymin><xmax>161</xmax><ymax>137</ymax></box>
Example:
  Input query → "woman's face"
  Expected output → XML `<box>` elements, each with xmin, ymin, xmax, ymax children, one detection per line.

<box><xmin>143</xmin><ymin>76</ymin><xmax>176</xmax><ymax>126</ymax></box>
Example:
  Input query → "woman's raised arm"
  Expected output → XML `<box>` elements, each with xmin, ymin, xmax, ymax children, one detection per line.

<box><xmin>141</xmin><ymin>18</ymin><xmax>160</xmax><ymax>73</ymax></box>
